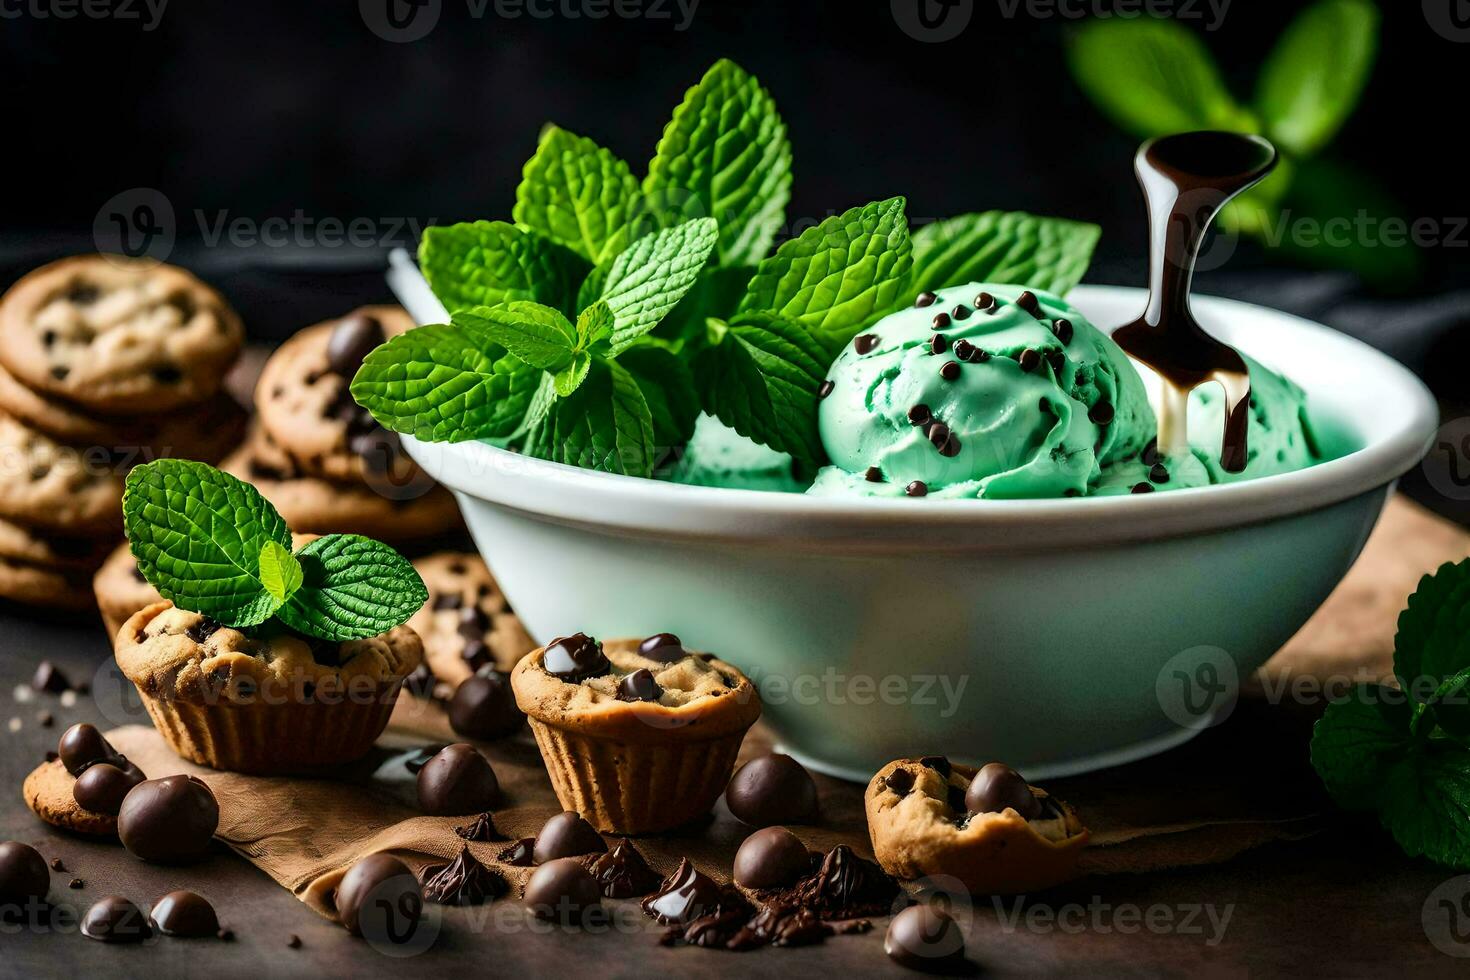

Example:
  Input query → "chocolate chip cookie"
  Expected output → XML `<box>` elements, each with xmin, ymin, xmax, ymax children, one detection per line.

<box><xmin>408</xmin><ymin>552</ymin><xmax>535</xmax><ymax>688</ymax></box>
<box><xmin>0</xmin><ymin>555</ymin><xmax>97</xmax><ymax>609</ymax></box>
<box><xmin>255</xmin><ymin>306</ymin><xmax>420</xmax><ymax>484</ymax></box>
<box><xmin>0</xmin><ymin>255</ymin><xmax>244</xmax><ymax>413</ymax></box>
<box><xmin>0</xmin><ymin>411</ymin><xmax>124</xmax><ymax>533</ymax></box>
<box><xmin>0</xmin><ymin>515</ymin><xmax>112</xmax><ymax>571</ymax></box>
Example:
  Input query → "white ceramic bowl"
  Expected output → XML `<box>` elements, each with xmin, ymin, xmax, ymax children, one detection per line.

<box><xmin>400</xmin><ymin>286</ymin><xmax>1437</xmax><ymax>781</ymax></box>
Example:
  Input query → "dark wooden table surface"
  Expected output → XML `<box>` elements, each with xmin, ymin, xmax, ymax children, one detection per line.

<box><xmin>2</xmin><ymin>608</ymin><xmax>1467</xmax><ymax>979</ymax></box>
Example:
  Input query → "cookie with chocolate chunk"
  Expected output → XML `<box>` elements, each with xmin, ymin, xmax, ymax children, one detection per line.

<box><xmin>255</xmin><ymin>307</ymin><xmax>422</xmax><ymax>485</ymax></box>
<box><xmin>0</xmin><ymin>515</ymin><xmax>112</xmax><ymax>571</ymax></box>
<box><xmin>0</xmin><ymin>555</ymin><xmax>97</xmax><ymax>610</ymax></box>
<box><xmin>408</xmin><ymin>552</ymin><xmax>534</xmax><ymax>690</ymax></box>
<box><xmin>0</xmin><ymin>255</ymin><xmax>243</xmax><ymax>413</ymax></box>
<box><xmin>0</xmin><ymin>411</ymin><xmax>124</xmax><ymax>533</ymax></box>
<box><xmin>22</xmin><ymin>758</ymin><xmax>120</xmax><ymax>837</ymax></box>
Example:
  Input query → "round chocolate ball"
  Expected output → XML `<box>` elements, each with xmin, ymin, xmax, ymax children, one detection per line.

<box><xmin>150</xmin><ymin>890</ymin><xmax>219</xmax><ymax>937</ymax></box>
<box><xmin>416</xmin><ymin>743</ymin><xmax>501</xmax><ymax>815</ymax></box>
<box><xmin>964</xmin><ymin>763</ymin><xmax>1041</xmax><ymax>819</ymax></box>
<box><xmin>117</xmin><ymin>775</ymin><xmax>219</xmax><ymax>864</ymax></box>
<box><xmin>58</xmin><ymin>723</ymin><xmax>121</xmax><ymax>776</ymax></box>
<box><xmin>448</xmin><ymin>669</ymin><xmax>525</xmax><ymax>740</ymax></box>
<box><xmin>326</xmin><ymin>313</ymin><xmax>386</xmax><ymax>377</ymax></box>
<box><xmin>81</xmin><ymin>896</ymin><xmax>153</xmax><ymax>944</ymax></box>
<box><xmin>885</xmin><ymin>904</ymin><xmax>966</xmax><ymax>972</ymax></box>
<box><xmin>523</xmin><ymin>858</ymin><xmax>601</xmax><ymax>923</ymax></box>
<box><xmin>732</xmin><ymin>826</ymin><xmax>811</xmax><ymax>889</ymax></box>
<box><xmin>336</xmin><ymin>853</ymin><xmax>422</xmax><ymax>937</ymax></box>
<box><xmin>0</xmin><ymin>841</ymin><xmax>49</xmax><ymax>913</ymax></box>
<box><xmin>532</xmin><ymin>811</ymin><xmax>607</xmax><ymax>865</ymax></box>
<box><xmin>73</xmin><ymin>762</ymin><xmax>145</xmax><ymax>816</ymax></box>
<box><xmin>725</xmin><ymin>754</ymin><xmax>819</xmax><ymax>827</ymax></box>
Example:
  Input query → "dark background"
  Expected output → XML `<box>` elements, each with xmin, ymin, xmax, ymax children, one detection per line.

<box><xmin>2</xmin><ymin>0</ymin><xmax>1467</xmax><ymax>389</ymax></box>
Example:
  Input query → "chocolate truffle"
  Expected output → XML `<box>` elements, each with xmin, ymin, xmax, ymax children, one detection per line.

<box><xmin>326</xmin><ymin>313</ymin><xmax>386</xmax><ymax>377</ymax></box>
<box><xmin>73</xmin><ymin>762</ymin><xmax>145</xmax><ymax>815</ymax></box>
<box><xmin>964</xmin><ymin>763</ymin><xmax>1041</xmax><ymax>819</ymax></box>
<box><xmin>81</xmin><ymin>896</ymin><xmax>153</xmax><ymax>943</ymax></box>
<box><xmin>416</xmin><ymin>744</ymin><xmax>501</xmax><ymax>815</ymax></box>
<box><xmin>640</xmin><ymin>858</ymin><xmax>722</xmax><ymax>925</ymax></box>
<box><xmin>58</xmin><ymin>723</ymin><xmax>125</xmax><ymax>776</ymax></box>
<box><xmin>150</xmin><ymin>890</ymin><xmax>220</xmax><ymax>937</ymax></box>
<box><xmin>0</xmin><ymin>841</ymin><xmax>49</xmax><ymax>913</ymax></box>
<box><xmin>884</xmin><ymin>904</ymin><xmax>966</xmax><ymax>972</ymax></box>
<box><xmin>637</xmin><ymin>632</ymin><xmax>686</xmax><ymax>662</ymax></box>
<box><xmin>532</xmin><ymin>811</ymin><xmax>606</xmax><ymax>865</ymax></box>
<box><xmin>542</xmin><ymin>633</ymin><xmax>610</xmax><ymax>681</ymax></box>
<box><xmin>523</xmin><ymin>858</ymin><xmax>601</xmax><ymax>923</ymax></box>
<box><xmin>447</xmin><ymin>669</ymin><xmax>525</xmax><ymax>740</ymax></box>
<box><xmin>725</xmin><ymin>754</ymin><xmax>819</xmax><ymax>827</ymax></box>
<box><xmin>582</xmin><ymin>840</ymin><xmax>660</xmax><ymax>898</ymax></box>
<box><xmin>336</xmin><ymin>853</ymin><xmax>423</xmax><ymax>938</ymax></box>
<box><xmin>733</xmin><ymin>827</ymin><xmax>812</xmax><ymax>889</ymax></box>
<box><xmin>419</xmin><ymin>847</ymin><xmax>506</xmax><ymax>906</ymax></box>
<box><xmin>117</xmin><ymin>775</ymin><xmax>219</xmax><ymax>864</ymax></box>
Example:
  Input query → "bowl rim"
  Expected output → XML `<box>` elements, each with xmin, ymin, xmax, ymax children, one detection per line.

<box><xmin>401</xmin><ymin>286</ymin><xmax>1437</xmax><ymax>550</ymax></box>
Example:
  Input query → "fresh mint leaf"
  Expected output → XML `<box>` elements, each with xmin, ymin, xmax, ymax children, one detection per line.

<box><xmin>1393</xmin><ymin>560</ymin><xmax>1470</xmax><ymax>698</ymax></box>
<box><xmin>645</xmin><ymin>58</ymin><xmax>792</xmax><ymax>267</ymax></box>
<box><xmin>522</xmin><ymin>373</ymin><xmax>559</xmax><ymax>434</ymax></box>
<box><xmin>123</xmin><ymin>460</ymin><xmax>292</xmax><ymax>628</ymax></box>
<box><xmin>576</xmin><ymin>300</ymin><xmax>614</xmax><ymax>348</ymax></box>
<box><xmin>456</xmin><ymin>302</ymin><xmax>578</xmax><ymax>371</ymax></box>
<box><xmin>258</xmin><ymin>540</ymin><xmax>303</xmax><ymax>606</ymax></box>
<box><xmin>513</xmin><ymin>126</ymin><xmax>646</xmax><ymax>264</ymax></box>
<box><xmin>907</xmin><ymin>211</ymin><xmax>1101</xmax><ymax>298</ymax></box>
<box><xmin>419</xmin><ymin>221</ymin><xmax>588</xmax><ymax>318</ymax></box>
<box><xmin>694</xmin><ymin>311</ymin><xmax>829</xmax><ymax>464</ymax></box>
<box><xmin>1379</xmin><ymin>744</ymin><xmax>1470</xmax><ymax>869</ymax></box>
<box><xmin>524</xmin><ymin>359</ymin><xmax>656</xmax><ymax>477</ymax></box>
<box><xmin>351</xmin><ymin>321</ymin><xmax>541</xmax><ymax>443</ymax></box>
<box><xmin>1310</xmin><ymin>690</ymin><xmax>1414</xmax><ymax>812</ymax></box>
<box><xmin>1066</xmin><ymin>17</ymin><xmax>1255</xmax><ymax>137</ymax></box>
<box><xmin>1255</xmin><ymin>0</ymin><xmax>1378</xmax><ymax>157</ymax></box>
<box><xmin>276</xmin><ymin>534</ymin><xmax>428</xmax><ymax>642</ymax></box>
<box><xmin>554</xmin><ymin>351</ymin><xmax>592</xmax><ymax>397</ymax></box>
<box><xmin>618</xmin><ymin>344</ymin><xmax>700</xmax><ymax>452</ymax></box>
<box><xmin>600</xmin><ymin>218</ymin><xmax>720</xmax><ymax>355</ymax></box>
<box><xmin>654</xmin><ymin>265</ymin><xmax>754</xmax><ymax>343</ymax></box>
<box><xmin>738</xmin><ymin>197</ymin><xmax>913</xmax><ymax>353</ymax></box>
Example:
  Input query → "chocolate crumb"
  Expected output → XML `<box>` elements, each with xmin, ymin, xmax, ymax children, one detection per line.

<box><xmin>455</xmin><ymin>812</ymin><xmax>509</xmax><ymax>842</ymax></box>
<box><xmin>50</xmin><ymin>858</ymin><xmax>65</xmax><ymax>871</ymax></box>
<box><xmin>864</xmin><ymin>466</ymin><xmax>883</xmax><ymax>483</ymax></box>
<box><xmin>287</xmin><ymin>935</ymin><xmax>302</xmax><ymax>949</ymax></box>
<box><xmin>497</xmin><ymin>838</ymin><xmax>536</xmax><ymax>866</ymax></box>
<box><xmin>218</xmin><ymin>928</ymin><xmax>235</xmax><ymax>941</ymax></box>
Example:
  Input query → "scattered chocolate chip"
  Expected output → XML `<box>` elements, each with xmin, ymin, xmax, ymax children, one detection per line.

<box><xmin>582</xmin><ymin>840</ymin><xmax>661</xmax><ymax>898</ymax></box>
<box><xmin>38</xmin><ymin>712</ymin><xmax>54</xmax><ymax>728</ymax></box>
<box><xmin>217</xmin><ymin>928</ymin><xmax>235</xmax><ymax>941</ymax></box>
<box><xmin>81</xmin><ymin>896</ymin><xmax>152</xmax><ymax>943</ymax></box>
<box><xmin>336</xmin><ymin>853</ymin><xmax>422</xmax><ymax>937</ymax></box>
<box><xmin>637</xmin><ymin>633</ymin><xmax>686</xmax><ymax>663</ymax></box>
<box><xmin>50</xmin><ymin>366</ymin><xmax>69</xmax><ymax>381</ymax></box>
<box><xmin>457</xmin><ymin>605</ymin><xmax>490</xmax><ymax>641</ymax></box>
<box><xmin>0</xmin><ymin>842</ymin><xmax>49</xmax><ymax>910</ymax></box>
<box><xmin>67</xmin><ymin>282</ymin><xmax>101</xmax><ymax>305</ymax></box>
<box><xmin>886</xmin><ymin>904</ymin><xmax>967</xmax><ymax>973</ymax></box>
<box><xmin>417</xmin><ymin>744</ymin><xmax>501</xmax><ymax>815</ymax></box>
<box><xmin>725</xmin><ymin>754</ymin><xmax>819</xmax><ymax>827</ymax></box>
<box><xmin>118</xmin><ymin>775</ymin><xmax>218</xmax><ymax>864</ymax></box>
<box><xmin>454</xmin><ymin>812</ymin><xmax>507</xmax><ymax>842</ymax></box>
<box><xmin>73</xmin><ymin>762</ymin><xmax>145</xmax><ymax>815</ymax></box>
<box><xmin>288</xmin><ymin>935</ymin><xmax>302</xmax><ymax>949</ymax></box>
<box><xmin>1150</xmin><ymin>463</ymin><xmax>1171</xmax><ymax>484</ymax></box>
<box><xmin>1089</xmin><ymin>402</ymin><xmax>1115</xmax><ymax>425</ymax></box>
<box><xmin>525</xmin><ymin>858</ymin><xmax>602</xmax><ymax>924</ymax></box>
<box><xmin>448</xmin><ymin>670</ymin><xmax>524</xmax><ymax>741</ymax></box>
<box><xmin>533</xmin><ymin>811</ymin><xmax>607</xmax><ymax>865</ymax></box>
<box><xmin>543</xmin><ymin>633</ymin><xmax>610</xmax><ymax>681</ymax></box>
<box><xmin>864</xmin><ymin>466</ymin><xmax>884</xmax><ymax>483</ymax></box>
<box><xmin>460</xmin><ymin>639</ymin><xmax>491</xmax><ymax>672</ymax></box>
<box><xmin>1018</xmin><ymin>348</ymin><xmax>1041</xmax><ymax>373</ymax></box>
<box><xmin>1132</xmin><ymin>482</ymin><xmax>1155</xmax><ymax>494</ymax></box>
<box><xmin>965</xmin><ymin>762</ymin><xmax>1043</xmax><ymax>819</ymax></box>
<box><xmin>950</xmin><ymin>305</ymin><xmax>971</xmax><ymax>321</ymax></box>
<box><xmin>150</xmin><ymin>890</ymin><xmax>219</xmax><ymax>937</ymax></box>
<box><xmin>817</xmin><ymin>380</ymin><xmax>835</xmax><ymax>399</ymax></box>
<box><xmin>914</xmin><ymin>292</ymin><xmax>938</xmax><ymax>308</ymax></box>
<box><xmin>885</xmin><ymin>768</ymin><xmax>916</xmax><ymax>796</ymax></box>
<box><xmin>907</xmin><ymin>404</ymin><xmax>932</xmax><ymax>426</ymax></box>
<box><xmin>497</xmin><ymin>838</ymin><xmax>536</xmax><ymax>866</ymax></box>
<box><xmin>642</xmin><ymin>859</ymin><xmax>724</xmax><ymax>925</ymax></box>
<box><xmin>1053</xmin><ymin>318</ymin><xmax>1074</xmax><ymax>344</ymax></box>
<box><xmin>152</xmin><ymin>365</ymin><xmax>183</xmax><ymax>384</ymax></box>
<box><xmin>420</xmin><ymin>846</ymin><xmax>506</xmax><ymax>906</ymax></box>
<box><xmin>1016</xmin><ymin>290</ymin><xmax>1042</xmax><ymax>317</ymax></box>
<box><xmin>69</xmin><ymin>877</ymin><xmax>83</xmax><ymax>889</ymax></box>
<box><xmin>49</xmin><ymin>858</ymin><xmax>65</xmax><ymax>872</ymax></box>
<box><xmin>733</xmin><ymin>827</ymin><xmax>812</xmax><ymax>890</ymax></box>
<box><xmin>931</xmin><ymin>312</ymin><xmax>951</xmax><ymax>330</ymax></box>
<box><xmin>616</xmin><ymin>668</ymin><xmax>663</xmax><ymax>703</ymax></box>
<box><xmin>326</xmin><ymin>314</ymin><xmax>387</xmax><ymax>377</ymax></box>
<box><xmin>906</xmin><ymin>481</ymin><xmax>929</xmax><ymax>498</ymax></box>
<box><xmin>31</xmin><ymin>661</ymin><xmax>71</xmax><ymax>694</ymax></box>
<box><xmin>853</xmin><ymin>334</ymin><xmax>880</xmax><ymax>355</ymax></box>
<box><xmin>939</xmin><ymin>361</ymin><xmax>961</xmax><ymax>382</ymax></box>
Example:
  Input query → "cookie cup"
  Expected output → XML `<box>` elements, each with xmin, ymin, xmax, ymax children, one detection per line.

<box><xmin>512</xmin><ymin>638</ymin><xmax>762</xmax><ymax>834</ymax></box>
<box><xmin>115</xmin><ymin>602</ymin><xmax>422</xmax><ymax>774</ymax></box>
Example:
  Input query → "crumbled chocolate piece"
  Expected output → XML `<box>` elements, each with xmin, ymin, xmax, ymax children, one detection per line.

<box><xmin>642</xmin><ymin>859</ymin><xmax>724</xmax><ymax>926</ymax></box>
<box><xmin>583</xmin><ymin>840</ymin><xmax>661</xmax><ymax>898</ymax></box>
<box><xmin>455</xmin><ymin>812</ymin><xmax>508</xmax><ymax>842</ymax></box>
<box><xmin>420</xmin><ymin>846</ymin><xmax>507</xmax><ymax>905</ymax></box>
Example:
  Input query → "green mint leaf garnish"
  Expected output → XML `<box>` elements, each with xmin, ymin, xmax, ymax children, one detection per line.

<box><xmin>458</xmin><ymin>301</ymin><xmax>578</xmax><ymax>371</ymax></box>
<box><xmin>653</xmin><ymin>264</ymin><xmax>754</xmax><ymax>344</ymax></box>
<box><xmin>513</xmin><ymin>126</ymin><xmax>646</xmax><ymax>265</ymax></box>
<box><xmin>123</xmin><ymin>460</ymin><xmax>293</xmax><ymax>628</ymax></box>
<box><xmin>351</xmin><ymin>320</ymin><xmax>541</xmax><ymax>443</ymax></box>
<box><xmin>599</xmin><ymin>217</ymin><xmax>720</xmax><ymax>355</ymax></box>
<box><xmin>1065</xmin><ymin>17</ymin><xmax>1255</xmax><ymax>137</ymax></box>
<box><xmin>644</xmin><ymin>58</ymin><xmax>791</xmax><ymax>267</ymax></box>
<box><xmin>524</xmin><ymin>359</ymin><xmax>656</xmax><ymax>477</ymax></box>
<box><xmin>617</xmin><ymin>344</ymin><xmax>700</xmax><ymax>453</ymax></box>
<box><xmin>576</xmin><ymin>301</ymin><xmax>615</xmax><ymax>349</ymax></box>
<box><xmin>419</xmin><ymin>221</ymin><xmax>588</xmax><ymax>318</ymax></box>
<box><xmin>258</xmin><ymin>540</ymin><xmax>303</xmax><ymax>606</ymax></box>
<box><xmin>906</xmin><ymin>211</ymin><xmax>1101</xmax><ymax>299</ymax></box>
<box><xmin>275</xmin><ymin>534</ymin><xmax>428</xmax><ymax>642</ymax></box>
<box><xmin>553</xmin><ymin>351</ymin><xmax>592</xmax><ymax>397</ymax></box>
<box><xmin>737</xmin><ymin>196</ymin><xmax>913</xmax><ymax>353</ymax></box>
<box><xmin>695</xmin><ymin>311</ymin><xmax>829</xmax><ymax>464</ymax></box>
<box><xmin>1311</xmin><ymin>690</ymin><xmax>1414</xmax><ymax>812</ymax></box>
<box><xmin>1254</xmin><ymin>0</ymin><xmax>1378</xmax><ymax>158</ymax></box>
<box><xmin>1392</xmin><ymin>560</ymin><xmax>1470</xmax><ymax>699</ymax></box>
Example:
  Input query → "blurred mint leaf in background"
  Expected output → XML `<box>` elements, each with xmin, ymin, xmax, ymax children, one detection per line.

<box><xmin>1255</xmin><ymin>0</ymin><xmax>1379</xmax><ymax>157</ymax></box>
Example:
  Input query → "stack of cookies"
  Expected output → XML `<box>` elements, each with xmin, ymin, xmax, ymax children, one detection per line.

<box><xmin>219</xmin><ymin>305</ymin><xmax>461</xmax><ymax>542</ymax></box>
<box><xmin>0</xmin><ymin>255</ymin><xmax>246</xmax><ymax>609</ymax></box>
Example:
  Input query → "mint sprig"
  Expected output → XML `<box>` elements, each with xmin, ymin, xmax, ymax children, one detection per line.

<box><xmin>1311</xmin><ymin>560</ymin><xmax>1470</xmax><ymax>869</ymax></box>
<box><xmin>513</xmin><ymin>126</ymin><xmax>648</xmax><ymax>265</ymax></box>
<box><xmin>904</xmin><ymin>211</ymin><xmax>1101</xmax><ymax>301</ymax></box>
<box><xmin>419</xmin><ymin>220</ymin><xmax>588</xmax><ymax>318</ymax></box>
<box><xmin>123</xmin><ymin>460</ymin><xmax>426</xmax><ymax>642</ymax></box>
